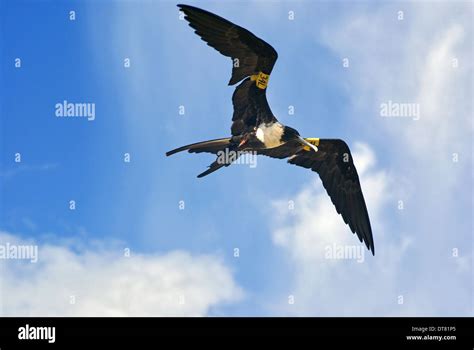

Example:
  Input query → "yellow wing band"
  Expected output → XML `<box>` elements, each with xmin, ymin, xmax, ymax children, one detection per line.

<box><xmin>250</xmin><ymin>72</ymin><xmax>270</xmax><ymax>89</ymax></box>
<box><xmin>303</xmin><ymin>138</ymin><xmax>320</xmax><ymax>151</ymax></box>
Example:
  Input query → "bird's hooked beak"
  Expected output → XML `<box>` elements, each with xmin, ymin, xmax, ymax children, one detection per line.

<box><xmin>298</xmin><ymin>137</ymin><xmax>318</xmax><ymax>152</ymax></box>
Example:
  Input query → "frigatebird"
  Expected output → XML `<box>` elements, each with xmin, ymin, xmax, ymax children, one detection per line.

<box><xmin>167</xmin><ymin>4</ymin><xmax>375</xmax><ymax>255</ymax></box>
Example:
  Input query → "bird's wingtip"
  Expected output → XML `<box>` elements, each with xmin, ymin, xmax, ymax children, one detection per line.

<box><xmin>177</xmin><ymin>4</ymin><xmax>188</xmax><ymax>12</ymax></box>
<box><xmin>177</xmin><ymin>4</ymin><xmax>193</xmax><ymax>10</ymax></box>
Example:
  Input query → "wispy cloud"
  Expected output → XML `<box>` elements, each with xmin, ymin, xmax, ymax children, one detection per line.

<box><xmin>268</xmin><ymin>143</ymin><xmax>406</xmax><ymax>315</ymax></box>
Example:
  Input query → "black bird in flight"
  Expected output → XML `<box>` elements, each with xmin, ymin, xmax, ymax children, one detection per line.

<box><xmin>167</xmin><ymin>4</ymin><xmax>375</xmax><ymax>255</ymax></box>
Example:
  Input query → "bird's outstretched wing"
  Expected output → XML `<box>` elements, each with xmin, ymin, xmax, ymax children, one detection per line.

<box><xmin>178</xmin><ymin>4</ymin><xmax>278</xmax><ymax>85</ymax></box>
<box><xmin>260</xmin><ymin>139</ymin><xmax>375</xmax><ymax>255</ymax></box>
<box><xmin>178</xmin><ymin>4</ymin><xmax>279</xmax><ymax>135</ymax></box>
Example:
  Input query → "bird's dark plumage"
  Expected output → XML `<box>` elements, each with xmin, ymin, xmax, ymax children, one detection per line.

<box><xmin>168</xmin><ymin>4</ymin><xmax>376</xmax><ymax>255</ymax></box>
<box><xmin>231</xmin><ymin>78</ymin><xmax>277</xmax><ymax>135</ymax></box>
<box><xmin>178</xmin><ymin>4</ymin><xmax>278</xmax><ymax>85</ymax></box>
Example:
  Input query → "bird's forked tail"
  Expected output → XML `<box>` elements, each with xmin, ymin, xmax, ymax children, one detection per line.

<box><xmin>166</xmin><ymin>137</ymin><xmax>234</xmax><ymax>178</ymax></box>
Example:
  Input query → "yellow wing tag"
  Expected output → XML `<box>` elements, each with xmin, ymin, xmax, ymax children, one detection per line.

<box><xmin>250</xmin><ymin>72</ymin><xmax>270</xmax><ymax>89</ymax></box>
<box><xmin>303</xmin><ymin>138</ymin><xmax>320</xmax><ymax>151</ymax></box>
<box><xmin>305</xmin><ymin>138</ymin><xmax>320</xmax><ymax>146</ymax></box>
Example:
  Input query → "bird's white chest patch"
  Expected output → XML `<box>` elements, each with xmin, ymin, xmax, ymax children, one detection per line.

<box><xmin>256</xmin><ymin>122</ymin><xmax>284</xmax><ymax>148</ymax></box>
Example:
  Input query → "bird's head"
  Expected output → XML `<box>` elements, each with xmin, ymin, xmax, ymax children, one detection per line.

<box><xmin>281</xmin><ymin>126</ymin><xmax>300</xmax><ymax>142</ymax></box>
<box><xmin>283</xmin><ymin>125</ymin><xmax>318</xmax><ymax>152</ymax></box>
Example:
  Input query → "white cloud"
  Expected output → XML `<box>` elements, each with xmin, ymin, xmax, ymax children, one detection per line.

<box><xmin>269</xmin><ymin>143</ymin><xmax>410</xmax><ymax>316</ymax></box>
<box><xmin>0</xmin><ymin>232</ymin><xmax>243</xmax><ymax>316</ymax></box>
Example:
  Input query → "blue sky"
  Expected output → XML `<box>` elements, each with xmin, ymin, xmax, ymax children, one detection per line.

<box><xmin>0</xmin><ymin>0</ymin><xmax>472</xmax><ymax>316</ymax></box>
